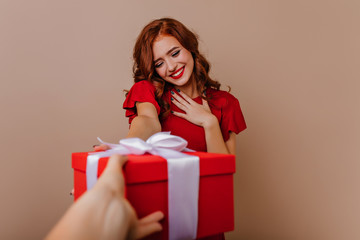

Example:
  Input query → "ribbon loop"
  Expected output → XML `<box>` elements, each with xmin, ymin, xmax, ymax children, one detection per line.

<box><xmin>87</xmin><ymin>132</ymin><xmax>199</xmax><ymax>240</ymax></box>
<box><xmin>146</xmin><ymin>132</ymin><xmax>188</xmax><ymax>151</ymax></box>
<box><xmin>119</xmin><ymin>138</ymin><xmax>151</xmax><ymax>155</ymax></box>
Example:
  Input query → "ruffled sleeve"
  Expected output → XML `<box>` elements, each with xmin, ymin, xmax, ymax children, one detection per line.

<box><xmin>220</xmin><ymin>93</ymin><xmax>247</xmax><ymax>141</ymax></box>
<box><xmin>123</xmin><ymin>81</ymin><xmax>161</xmax><ymax>124</ymax></box>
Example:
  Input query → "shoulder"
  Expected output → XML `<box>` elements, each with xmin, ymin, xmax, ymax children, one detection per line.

<box><xmin>127</xmin><ymin>80</ymin><xmax>157</xmax><ymax>98</ymax></box>
<box><xmin>131</xmin><ymin>80</ymin><xmax>156</xmax><ymax>90</ymax></box>
<box><xmin>123</xmin><ymin>80</ymin><xmax>161</xmax><ymax>121</ymax></box>
<box><xmin>207</xmin><ymin>88</ymin><xmax>239</xmax><ymax>107</ymax></box>
<box><xmin>125</xmin><ymin>80</ymin><xmax>158</xmax><ymax>104</ymax></box>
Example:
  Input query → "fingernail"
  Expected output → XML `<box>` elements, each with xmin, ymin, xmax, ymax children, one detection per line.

<box><xmin>171</xmin><ymin>97</ymin><xmax>174</xmax><ymax>101</ymax></box>
<box><xmin>171</xmin><ymin>110</ymin><xmax>174</xmax><ymax>113</ymax></box>
<box><xmin>93</xmin><ymin>144</ymin><xmax>99</xmax><ymax>148</ymax></box>
<box><xmin>70</xmin><ymin>192</ymin><xmax>73</xmax><ymax>196</ymax></box>
<box><xmin>176</xmin><ymin>89</ymin><xmax>180</xmax><ymax>92</ymax></box>
<box><xmin>171</xmin><ymin>90</ymin><xmax>174</xmax><ymax>95</ymax></box>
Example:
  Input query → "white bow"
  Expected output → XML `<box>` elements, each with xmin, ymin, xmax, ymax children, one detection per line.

<box><xmin>86</xmin><ymin>132</ymin><xmax>199</xmax><ymax>240</ymax></box>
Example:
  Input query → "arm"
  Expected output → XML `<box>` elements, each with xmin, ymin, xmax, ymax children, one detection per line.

<box><xmin>46</xmin><ymin>155</ymin><xmax>163</xmax><ymax>240</ymax></box>
<box><xmin>171</xmin><ymin>91</ymin><xmax>233</xmax><ymax>154</ymax></box>
<box><xmin>202</xmin><ymin>114</ymin><xmax>232</xmax><ymax>154</ymax></box>
<box><xmin>225</xmin><ymin>132</ymin><xmax>237</xmax><ymax>155</ymax></box>
<box><xmin>126</xmin><ymin>102</ymin><xmax>161</xmax><ymax>140</ymax></box>
<box><xmin>94</xmin><ymin>102</ymin><xmax>161</xmax><ymax>151</ymax></box>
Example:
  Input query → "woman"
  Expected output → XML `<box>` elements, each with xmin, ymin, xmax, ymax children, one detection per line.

<box><xmin>121</xmin><ymin>18</ymin><xmax>246</xmax><ymax>155</ymax></box>
<box><xmin>97</xmin><ymin>18</ymin><xmax>246</xmax><ymax>240</ymax></box>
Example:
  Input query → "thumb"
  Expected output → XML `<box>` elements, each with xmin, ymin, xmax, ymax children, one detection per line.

<box><xmin>95</xmin><ymin>154</ymin><xmax>128</xmax><ymax>195</ymax></box>
<box><xmin>202</xmin><ymin>98</ymin><xmax>210</xmax><ymax>110</ymax></box>
<box><xmin>104</xmin><ymin>154</ymin><xmax>128</xmax><ymax>175</ymax></box>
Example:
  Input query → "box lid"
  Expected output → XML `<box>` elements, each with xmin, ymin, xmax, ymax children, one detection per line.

<box><xmin>72</xmin><ymin>151</ymin><xmax>235</xmax><ymax>184</ymax></box>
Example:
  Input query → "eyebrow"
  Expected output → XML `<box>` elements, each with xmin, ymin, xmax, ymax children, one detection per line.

<box><xmin>153</xmin><ymin>46</ymin><xmax>180</xmax><ymax>63</ymax></box>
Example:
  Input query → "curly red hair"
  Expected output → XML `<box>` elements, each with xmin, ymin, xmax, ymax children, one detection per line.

<box><xmin>132</xmin><ymin>18</ymin><xmax>220</xmax><ymax>117</ymax></box>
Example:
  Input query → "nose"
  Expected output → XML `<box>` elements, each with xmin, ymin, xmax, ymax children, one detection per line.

<box><xmin>167</xmin><ymin>59</ymin><xmax>177</xmax><ymax>73</ymax></box>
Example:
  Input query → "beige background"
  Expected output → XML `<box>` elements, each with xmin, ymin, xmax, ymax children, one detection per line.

<box><xmin>1</xmin><ymin>0</ymin><xmax>359</xmax><ymax>239</ymax></box>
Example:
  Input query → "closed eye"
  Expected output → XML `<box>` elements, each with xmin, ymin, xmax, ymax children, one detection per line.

<box><xmin>172</xmin><ymin>50</ymin><xmax>180</xmax><ymax>57</ymax></box>
<box><xmin>155</xmin><ymin>62</ymin><xmax>163</xmax><ymax>68</ymax></box>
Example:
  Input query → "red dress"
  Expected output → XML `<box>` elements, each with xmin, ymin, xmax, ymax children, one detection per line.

<box><xmin>123</xmin><ymin>80</ymin><xmax>247</xmax><ymax>239</ymax></box>
<box><xmin>123</xmin><ymin>80</ymin><xmax>246</xmax><ymax>151</ymax></box>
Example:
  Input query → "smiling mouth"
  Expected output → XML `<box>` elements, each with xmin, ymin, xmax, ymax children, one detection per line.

<box><xmin>170</xmin><ymin>66</ymin><xmax>185</xmax><ymax>79</ymax></box>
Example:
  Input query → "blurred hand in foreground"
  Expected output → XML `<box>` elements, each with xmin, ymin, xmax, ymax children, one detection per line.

<box><xmin>46</xmin><ymin>154</ymin><xmax>164</xmax><ymax>240</ymax></box>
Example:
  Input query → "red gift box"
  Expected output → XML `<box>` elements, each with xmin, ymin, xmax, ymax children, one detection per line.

<box><xmin>72</xmin><ymin>151</ymin><xmax>235</xmax><ymax>239</ymax></box>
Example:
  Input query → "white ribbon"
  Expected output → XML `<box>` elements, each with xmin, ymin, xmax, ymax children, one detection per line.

<box><xmin>86</xmin><ymin>132</ymin><xmax>199</xmax><ymax>240</ymax></box>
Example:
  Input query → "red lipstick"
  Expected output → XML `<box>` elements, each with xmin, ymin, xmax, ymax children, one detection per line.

<box><xmin>170</xmin><ymin>66</ymin><xmax>185</xmax><ymax>79</ymax></box>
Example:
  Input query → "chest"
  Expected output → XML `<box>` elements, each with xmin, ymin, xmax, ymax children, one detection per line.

<box><xmin>160</xmin><ymin>96</ymin><xmax>222</xmax><ymax>152</ymax></box>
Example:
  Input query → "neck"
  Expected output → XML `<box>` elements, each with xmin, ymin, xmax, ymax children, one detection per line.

<box><xmin>176</xmin><ymin>75</ymin><xmax>198</xmax><ymax>98</ymax></box>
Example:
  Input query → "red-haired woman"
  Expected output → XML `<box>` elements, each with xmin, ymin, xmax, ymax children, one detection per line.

<box><xmin>96</xmin><ymin>18</ymin><xmax>246</xmax><ymax>240</ymax></box>
<box><xmin>122</xmin><ymin>18</ymin><xmax>246</xmax><ymax>155</ymax></box>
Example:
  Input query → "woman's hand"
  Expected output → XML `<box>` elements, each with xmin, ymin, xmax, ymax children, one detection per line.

<box><xmin>171</xmin><ymin>90</ymin><xmax>218</xmax><ymax>129</ymax></box>
<box><xmin>93</xmin><ymin>144</ymin><xmax>110</xmax><ymax>151</ymax></box>
<box><xmin>171</xmin><ymin>90</ymin><xmax>234</xmax><ymax>154</ymax></box>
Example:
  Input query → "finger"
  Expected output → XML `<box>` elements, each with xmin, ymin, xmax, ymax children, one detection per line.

<box><xmin>177</xmin><ymin>90</ymin><xmax>195</xmax><ymax>103</ymax></box>
<box><xmin>202</xmin><ymin>98</ymin><xmax>211</xmax><ymax>110</ymax></box>
<box><xmin>95</xmin><ymin>154</ymin><xmax>128</xmax><ymax>194</ymax></box>
<box><xmin>104</xmin><ymin>154</ymin><xmax>128</xmax><ymax>175</ymax></box>
<box><xmin>133</xmin><ymin>212</ymin><xmax>164</xmax><ymax>239</ymax></box>
<box><xmin>171</xmin><ymin>92</ymin><xmax>190</xmax><ymax>107</ymax></box>
<box><xmin>138</xmin><ymin>211</ymin><xmax>164</xmax><ymax>225</ymax></box>
<box><xmin>94</xmin><ymin>144</ymin><xmax>110</xmax><ymax>152</ymax></box>
<box><xmin>133</xmin><ymin>223</ymin><xmax>163</xmax><ymax>240</ymax></box>
<box><xmin>171</xmin><ymin>97</ymin><xmax>188</xmax><ymax>112</ymax></box>
<box><xmin>171</xmin><ymin>110</ymin><xmax>188</xmax><ymax>120</ymax></box>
